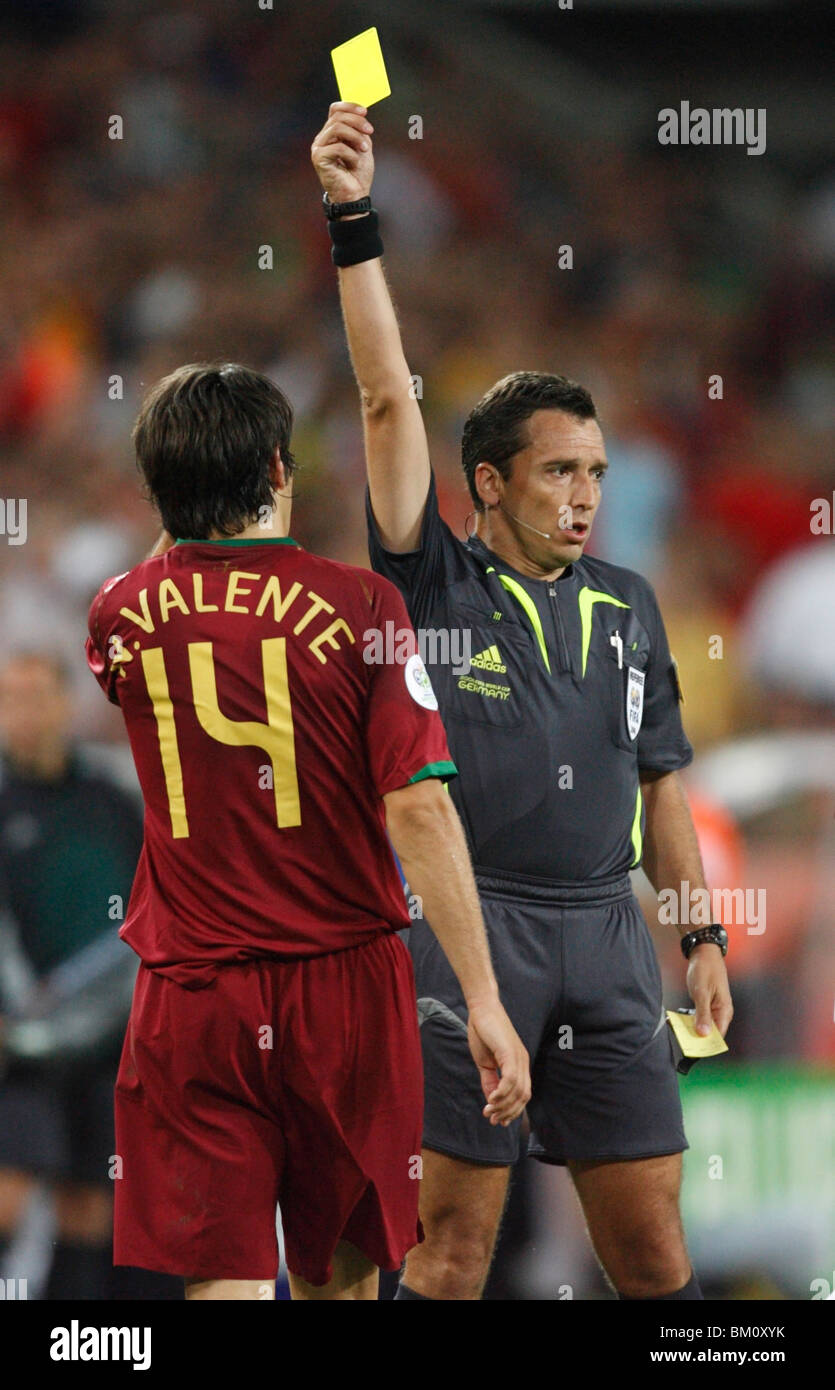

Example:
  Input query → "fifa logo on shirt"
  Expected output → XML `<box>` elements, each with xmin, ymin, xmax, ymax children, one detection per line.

<box><xmin>470</xmin><ymin>645</ymin><xmax>507</xmax><ymax>674</ymax></box>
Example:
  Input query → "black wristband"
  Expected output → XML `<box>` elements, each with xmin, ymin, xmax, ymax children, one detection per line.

<box><xmin>328</xmin><ymin>210</ymin><xmax>383</xmax><ymax>267</ymax></box>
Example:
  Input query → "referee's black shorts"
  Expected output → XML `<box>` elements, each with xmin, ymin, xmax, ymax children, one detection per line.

<box><xmin>408</xmin><ymin>868</ymin><xmax>688</xmax><ymax>1167</ymax></box>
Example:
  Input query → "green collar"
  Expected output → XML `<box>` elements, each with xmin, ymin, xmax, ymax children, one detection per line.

<box><xmin>175</xmin><ymin>536</ymin><xmax>299</xmax><ymax>547</ymax></box>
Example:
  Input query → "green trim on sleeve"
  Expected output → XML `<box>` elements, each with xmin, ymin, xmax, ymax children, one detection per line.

<box><xmin>408</xmin><ymin>760</ymin><xmax>458</xmax><ymax>784</ymax></box>
<box><xmin>629</xmin><ymin>784</ymin><xmax>644</xmax><ymax>868</ymax></box>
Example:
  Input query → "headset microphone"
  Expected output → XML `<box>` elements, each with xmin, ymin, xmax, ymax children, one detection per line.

<box><xmin>498</xmin><ymin>503</ymin><xmax>553</xmax><ymax>540</ymax></box>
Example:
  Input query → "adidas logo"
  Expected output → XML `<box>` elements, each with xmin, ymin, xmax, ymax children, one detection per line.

<box><xmin>470</xmin><ymin>644</ymin><xmax>507</xmax><ymax>674</ymax></box>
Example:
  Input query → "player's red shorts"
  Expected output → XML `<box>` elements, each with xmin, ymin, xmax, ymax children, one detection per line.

<box><xmin>113</xmin><ymin>931</ymin><xmax>424</xmax><ymax>1286</ymax></box>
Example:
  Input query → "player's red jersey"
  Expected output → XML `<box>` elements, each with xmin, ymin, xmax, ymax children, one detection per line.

<box><xmin>86</xmin><ymin>536</ymin><xmax>456</xmax><ymax>985</ymax></box>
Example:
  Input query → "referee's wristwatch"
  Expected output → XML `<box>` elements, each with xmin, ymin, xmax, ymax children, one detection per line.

<box><xmin>680</xmin><ymin>924</ymin><xmax>728</xmax><ymax>959</ymax></box>
<box><xmin>322</xmin><ymin>191</ymin><xmax>372</xmax><ymax>220</ymax></box>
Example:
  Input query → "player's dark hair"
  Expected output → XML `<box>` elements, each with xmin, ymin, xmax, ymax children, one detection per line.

<box><xmin>133</xmin><ymin>362</ymin><xmax>297</xmax><ymax>539</ymax></box>
<box><xmin>461</xmin><ymin>371</ymin><xmax>597</xmax><ymax>511</ymax></box>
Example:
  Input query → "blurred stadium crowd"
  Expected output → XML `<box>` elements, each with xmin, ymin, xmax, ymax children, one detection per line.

<box><xmin>0</xmin><ymin>0</ymin><xmax>833</xmax><ymax>1299</ymax></box>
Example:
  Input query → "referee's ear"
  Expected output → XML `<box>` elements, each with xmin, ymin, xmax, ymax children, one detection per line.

<box><xmin>473</xmin><ymin>462</ymin><xmax>501</xmax><ymax>511</ymax></box>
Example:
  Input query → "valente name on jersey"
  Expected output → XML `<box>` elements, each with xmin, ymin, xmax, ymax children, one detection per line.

<box><xmin>86</xmin><ymin>538</ymin><xmax>455</xmax><ymax>984</ymax></box>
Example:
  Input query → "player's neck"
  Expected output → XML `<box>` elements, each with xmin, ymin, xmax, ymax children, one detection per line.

<box><xmin>209</xmin><ymin>500</ymin><xmax>293</xmax><ymax>542</ymax></box>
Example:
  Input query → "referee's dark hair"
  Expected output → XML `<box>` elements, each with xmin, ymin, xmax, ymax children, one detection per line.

<box><xmin>133</xmin><ymin>362</ymin><xmax>297</xmax><ymax>539</ymax></box>
<box><xmin>462</xmin><ymin>371</ymin><xmax>596</xmax><ymax>511</ymax></box>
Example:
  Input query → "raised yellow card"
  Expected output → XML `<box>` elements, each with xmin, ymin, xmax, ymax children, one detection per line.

<box><xmin>331</xmin><ymin>27</ymin><xmax>391</xmax><ymax>108</ymax></box>
<box><xmin>666</xmin><ymin>1009</ymin><xmax>728</xmax><ymax>1058</ymax></box>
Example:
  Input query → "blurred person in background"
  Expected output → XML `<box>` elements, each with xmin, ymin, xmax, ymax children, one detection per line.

<box><xmin>740</xmin><ymin>544</ymin><xmax>835</xmax><ymax>730</ymax></box>
<box><xmin>0</xmin><ymin>651</ymin><xmax>173</xmax><ymax>1298</ymax></box>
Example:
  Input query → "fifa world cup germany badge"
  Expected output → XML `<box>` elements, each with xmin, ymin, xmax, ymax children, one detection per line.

<box><xmin>626</xmin><ymin>667</ymin><xmax>645</xmax><ymax>740</ymax></box>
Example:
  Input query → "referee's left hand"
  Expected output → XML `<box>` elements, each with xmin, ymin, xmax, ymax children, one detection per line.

<box><xmin>687</xmin><ymin>944</ymin><xmax>734</xmax><ymax>1037</ymax></box>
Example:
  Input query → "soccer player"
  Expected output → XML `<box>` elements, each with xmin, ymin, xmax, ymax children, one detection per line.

<box><xmin>85</xmin><ymin>363</ymin><xmax>529</xmax><ymax>1301</ymax></box>
<box><xmin>312</xmin><ymin>102</ymin><xmax>733</xmax><ymax>1301</ymax></box>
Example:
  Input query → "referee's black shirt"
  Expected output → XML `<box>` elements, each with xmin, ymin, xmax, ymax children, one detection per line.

<box><xmin>366</xmin><ymin>473</ymin><xmax>693</xmax><ymax>884</ymax></box>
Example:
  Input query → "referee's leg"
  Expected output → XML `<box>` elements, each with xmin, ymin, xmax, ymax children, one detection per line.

<box><xmin>568</xmin><ymin>1152</ymin><xmax>697</xmax><ymax>1299</ymax></box>
<box><xmin>399</xmin><ymin>1149</ymin><xmax>510</xmax><ymax>1301</ymax></box>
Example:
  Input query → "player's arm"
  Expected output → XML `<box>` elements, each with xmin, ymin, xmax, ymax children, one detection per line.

<box><xmin>640</xmin><ymin>769</ymin><xmax>733</xmax><ymax>1038</ymax></box>
<box><xmin>384</xmin><ymin>778</ymin><xmax>531</xmax><ymax>1125</ymax></box>
<box><xmin>311</xmin><ymin>102</ymin><xmax>430</xmax><ymax>552</ymax></box>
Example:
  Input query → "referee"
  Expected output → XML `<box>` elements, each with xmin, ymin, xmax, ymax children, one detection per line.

<box><xmin>312</xmin><ymin>102</ymin><xmax>733</xmax><ymax>1302</ymax></box>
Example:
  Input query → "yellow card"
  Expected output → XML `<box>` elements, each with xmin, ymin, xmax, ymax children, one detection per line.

<box><xmin>331</xmin><ymin>27</ymin><xmax>391</xmax><ymax>108</ymax></box>
<box><xmin>666</xmin><ymin>1009</ymin><xmax>728</xmax><ymax>1059</ymax></box>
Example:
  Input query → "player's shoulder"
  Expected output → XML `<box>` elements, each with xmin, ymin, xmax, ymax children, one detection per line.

<box><xmin>300</xmin><ymin>551</ymin><xmax>406</xmax><ymax>613</ymax></box>
<box><xmin>575</xmin><ymin>552</ymin><xmax>658</xmax><ymax>608</ymax></box>
<box><xmin>87</xmin><ymin>555</ymin><xmax>166</xmax><ymax>623</ymax></box>
<box><xmin>92</xmin><ymin>553</ymin><xmax>169</xmax><ymax>601</ymax></box>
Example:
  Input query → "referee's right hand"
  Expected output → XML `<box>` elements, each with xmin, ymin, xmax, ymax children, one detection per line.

<box><xmin>466</xmin><ymin>1003</ymin><xmax>531</xmax><ymax>1127</ymax></box>
<box><xmin>311</xmin><ymin>102</ymin><xmax>374</xmax><ymax>206</ymax></box>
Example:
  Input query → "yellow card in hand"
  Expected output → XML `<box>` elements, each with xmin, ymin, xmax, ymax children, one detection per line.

<box><xmin>331</xmin><ymin>27</ymin><xmax>391</xmax><ymax>108</ymax></box>
<box><xmin>666</xmin><ymin>1009</ymin><xmax>728</xmax><ymax>1059</ymax></box>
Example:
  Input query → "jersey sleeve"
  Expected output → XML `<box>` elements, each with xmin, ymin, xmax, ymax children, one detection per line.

<box><xmin>85</xmin><ymin>578</ymin><xmax>122</xmax><ymax>706</ymax></box>
<box><xmin>636</xmin><ymin>582</ymin><xmax>694</xmax><ymax>774</ymax></box>
<box><xmin>365</xmin><ymin>470</ymin><xmax>455</xmax><ymax>630</ymax></box>
<box><xmin>362</xmin><ymin>575</ymin><xmax>457</xmax><ymax>798</ymax></box>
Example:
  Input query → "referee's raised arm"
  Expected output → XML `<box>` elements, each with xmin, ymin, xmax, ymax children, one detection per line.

<box><xmin>311</xmin><ymin>102</ymin><xmax>430</xmax><ymax>553</ymax></box>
